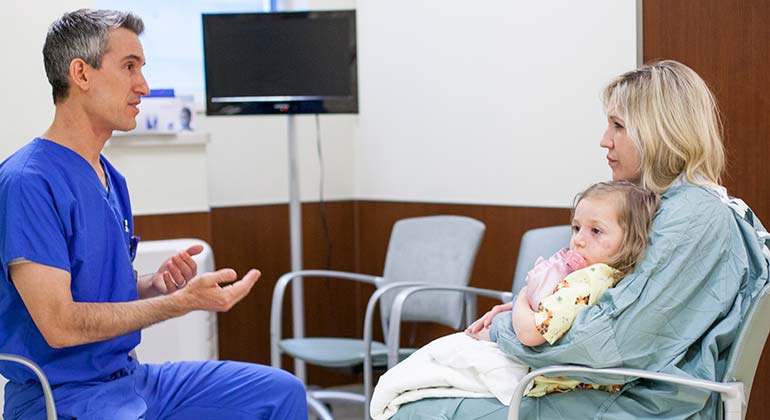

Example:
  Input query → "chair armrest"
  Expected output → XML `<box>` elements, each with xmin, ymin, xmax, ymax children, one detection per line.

<box><xmin>507</xmin><ymin>365</ymin><xmax>745</xmax><ymax>420</ymax></box>
<box><xmin>362</xmin><ymin>282</ymin><xmax>464</xmax><ymax>415</ymax></box>
<box><xmin>270</xmin><ymin>270</ymin><xmax>381</xmax><ymax>368</ymax></box>
<box><xmin>387</xmin><ymin>284</ymin><xmax>514</xmax><ymax>367</ymax></box>
<box><xmin>0</xmin><ymin>354</ymin><xmax>57</xmax><ymax>420</ymax></box>
<box><xmin>361</xmin><ymin>284</ymin><xmax>513</xmax><ymax>418</ymax></box>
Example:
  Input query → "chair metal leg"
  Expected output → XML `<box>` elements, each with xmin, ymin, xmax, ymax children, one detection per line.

<box><xmin>721</xmin><ymin>383</ymin><xmax>746</xmax><ymax>420</ymax></box>
<box><xmin>308</xmin><ymin>389</ymin><xmax>367</xmax><ymax>420</ymax></box>
<box><xmin>307</xmin><ymin>395</ymin><xmax>335</xmax><ymax>420</ymax></box>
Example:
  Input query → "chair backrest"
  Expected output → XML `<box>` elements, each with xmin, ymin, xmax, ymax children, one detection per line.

<box><xmin>379</xmin><ymin>215</ymin><xmax>485</xmax><ymax>330</ymax></box>
<box><xmin>722</xmin><ymin>283</ymin><xmax>770</xmax><ymax>402</ymax></box>
<box><xmin>511</xmin><ymin>225</ymin><xmax>572</xmax><ymax>294</ymax></box>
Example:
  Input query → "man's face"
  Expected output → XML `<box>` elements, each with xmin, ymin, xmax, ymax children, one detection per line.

<box><xmin>84</xmin><ymin>28</ymin><xmax>150</xmax><ymax>134</ymax></box>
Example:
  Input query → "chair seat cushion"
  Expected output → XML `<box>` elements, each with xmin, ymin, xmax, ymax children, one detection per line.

<box><xmin>279</xmin><ymin>338</ymin><xmax>413</xmax><ymax>368</ymax></box>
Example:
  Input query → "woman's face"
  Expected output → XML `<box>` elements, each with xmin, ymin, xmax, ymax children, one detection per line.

<box><xmin>600</xmin><ymin>112</ymin><xmax>642</xmax><ymax>183</ymax></box>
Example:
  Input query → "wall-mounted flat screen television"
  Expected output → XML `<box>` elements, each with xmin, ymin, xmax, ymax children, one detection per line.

<box><xmin>202</xmin><ymin>10</ymin><xmax>357</xmax><ymax>115</ymax></box>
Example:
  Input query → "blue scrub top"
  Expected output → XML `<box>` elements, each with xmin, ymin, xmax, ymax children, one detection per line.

<box><xmin>0</xmin><ymin>138</ymin><xmax>140</xmax><ymax>386</ymax></box>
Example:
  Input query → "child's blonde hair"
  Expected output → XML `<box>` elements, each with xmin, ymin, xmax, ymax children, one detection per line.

<box><xmin>573</xmin><ymin>181</ymin><xmax>660</xmax><ymax>277</ymax></box>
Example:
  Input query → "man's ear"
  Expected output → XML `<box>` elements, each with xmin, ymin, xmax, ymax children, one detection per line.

<box><xmin>69</xmin><ymin>58</ymin><xmax>91</xmax><ymax>93</ymax></box>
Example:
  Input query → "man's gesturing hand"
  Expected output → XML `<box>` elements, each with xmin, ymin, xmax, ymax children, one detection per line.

<box><xmin>179</xmin><ymin>268</ymin><xmax>261</xmax><ymax>312</ymax></box>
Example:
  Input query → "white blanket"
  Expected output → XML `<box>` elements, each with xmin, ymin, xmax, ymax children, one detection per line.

<box><xmin>369</xmin><ymin>332</ymin><xmax>530</xmax><ymax>420</ymax></box>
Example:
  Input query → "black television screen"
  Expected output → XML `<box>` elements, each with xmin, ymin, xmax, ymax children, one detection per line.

<box><xmin>202</xmin><ymin>10</ymin><xmax>357</xmax><ymax>115</ymax></box>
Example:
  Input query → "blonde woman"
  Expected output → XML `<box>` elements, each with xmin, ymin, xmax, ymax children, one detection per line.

<box><xmin>392</xmin><ymin>60</ymin><xmax>770</xmax><ymax>419</ymax></box>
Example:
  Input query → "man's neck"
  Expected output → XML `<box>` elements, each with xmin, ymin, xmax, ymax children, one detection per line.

<box><xmin>42</xmin><ymin>104</ymin><xmax>111</xmax><ymax>169</ymax></box>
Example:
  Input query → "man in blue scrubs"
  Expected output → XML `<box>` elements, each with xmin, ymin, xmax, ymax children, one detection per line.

<box><xmin>0</xmin><ymin>9</ymin><xmax>307</xmax><ymax>419</ymax></box>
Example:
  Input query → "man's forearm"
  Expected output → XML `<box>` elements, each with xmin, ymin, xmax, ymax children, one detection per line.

<box><xmin>49</xmin><ymin>294</ymin><xmax>189</xmax><ymax>348</ymax></box>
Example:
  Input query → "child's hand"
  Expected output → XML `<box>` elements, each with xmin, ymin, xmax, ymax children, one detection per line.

<box><xmin>465</xmin><ymin>325</ymin><xmax>492</xmax><ymax>341</ymax></box>
<box><xmin>465</xmin><ymin>300</ymin><xmax>514</xmax><ymax>337</ymax></box>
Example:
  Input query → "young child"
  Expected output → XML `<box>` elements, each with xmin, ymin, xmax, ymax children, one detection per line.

<box><xmin>467</xmin><ymin>180</ymin><xmax>658</xmax><ymax>348</ymax></box>
<box><xmin>370</xmin><ymin>181</ymin><xmax>659</xmax><ymax>420</ymax></box>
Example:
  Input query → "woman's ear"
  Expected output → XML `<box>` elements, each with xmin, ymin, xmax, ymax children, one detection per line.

<box><xmin>68</xmin><ymin>58</ymin><xmax>90</xmax><ymax>93</ymax></box>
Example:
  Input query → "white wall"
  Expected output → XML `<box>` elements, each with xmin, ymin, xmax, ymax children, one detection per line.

<box><xmin>105</xmin><ymin>134</ymin><xmax>211</xmax><ymax>215</ymax></box>
<box><xmin>199</xmin><ymin>113</ymin><xmax>356</xmax><ymax>207</ymax></box>
<box><xmin>2</xmin><ymin>1</ymin><xmax>636</xmax><ymax>212</ymax></box>
<box><xmin>0</xmin><ymin>1</ymin><xmax>93</xmax><ymax>159</ymax></box>
<box><xmin>354</xmin><ymin>0</ymin><xmax>637</xmax><ymax>207</ymax></box>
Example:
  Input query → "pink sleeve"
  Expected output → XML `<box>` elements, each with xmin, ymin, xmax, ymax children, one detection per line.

<box><xmin>525</xmin><ymin>248</ymin><xmax>586</xmax><ymax>311</ymax></box>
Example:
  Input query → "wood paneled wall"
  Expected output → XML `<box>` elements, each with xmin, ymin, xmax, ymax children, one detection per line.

<box><xmin>643</xmin><ymin>0</ymin><xmax>770</xmax><ymax>223</ymax></box>
<box><xmin>209</xmin><ymin>202</ymin><xmax>360</xmax><ymax>385</ymax></box>
<box><xmin>643</xmin><ymin>1</ymin><xmax>770</xmax><ymax>418</ymax></box>
<box><xmin>134</xmin><ymin>212</ymin><xmax>212</xmax><ymax>244</ymax></box>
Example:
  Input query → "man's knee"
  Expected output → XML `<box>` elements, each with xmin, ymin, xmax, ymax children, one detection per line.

<box><xmin>270</xmin><ymin>367</ymin><xmax>306</xmax><ymax>398</ymax></box>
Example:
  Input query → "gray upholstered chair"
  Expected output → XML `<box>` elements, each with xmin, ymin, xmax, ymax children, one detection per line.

<box><xmin>0</xmin><ymin>354</ymin><xmax>56</xmax><ymax>420</ymax></box>
<box><xmin>270</xmin><ymin>215</ymin><xmax>486</xmax><ymax>420</ymax></box>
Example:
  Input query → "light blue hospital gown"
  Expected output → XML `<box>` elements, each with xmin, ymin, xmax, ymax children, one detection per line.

<box><xmin>392</xmin><ymin>183</ymin><xmax>770</xmax><ymax>420</ymax></box>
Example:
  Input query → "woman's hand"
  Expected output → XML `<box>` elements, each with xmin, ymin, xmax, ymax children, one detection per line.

<box><xmin>465</xmin><ymin>300</ymin><xmax>514</xmax><ymax>337</ymax></box>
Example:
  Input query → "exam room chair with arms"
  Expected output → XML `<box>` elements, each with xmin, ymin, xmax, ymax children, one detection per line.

<box><xmin>372</xmin><ymin>225</ymin><xmax>572</xmax><ymax>417</ymax></box>
<box><xmin>0</xmin><ymin>354</ymin><xmax>56</xmax><ymax>420</ymax></box>
<box><xmin>270</xmin><ymin>215</ymin><xmax>486</xmax><ymax>420</ymax></box>
<box><xmin>507</xmin><ymin>281</ymin><xmax>770</xmax><ymax>420</ymax></box>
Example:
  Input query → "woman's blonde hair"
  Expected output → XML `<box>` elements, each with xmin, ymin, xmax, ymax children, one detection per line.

<box><xmin>601</xmin><ymin>60</ymin><xmax>725</xmax><ymax>193</ymax></box>
<box><xmin>573</xmin><ymin>181</ymin><xmax>660</xmax><ymax>277</ymax></box>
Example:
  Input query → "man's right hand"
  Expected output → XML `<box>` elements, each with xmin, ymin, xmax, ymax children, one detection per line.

<box><xmin>177</xmin><ymin>268</ymin><xmax>260</xmax><ymax>312</ymax></box>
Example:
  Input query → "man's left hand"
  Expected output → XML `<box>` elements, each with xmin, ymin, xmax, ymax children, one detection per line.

<box><xmin>139</xmin><ymin>245</ymin><xmax>204</xmax><ymax>297</ymax></box>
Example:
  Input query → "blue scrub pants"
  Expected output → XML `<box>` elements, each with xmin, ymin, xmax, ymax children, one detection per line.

<box><xmin>4</xmin><ymin>361</ymin><xmax>307</xmax><ymax>420</ymax></box>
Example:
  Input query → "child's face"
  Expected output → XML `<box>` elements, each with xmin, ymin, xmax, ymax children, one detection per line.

<box><xmin>569</xmin><ymin>195</ymin><xmax>624</xmax><ymax>267</ymax></box>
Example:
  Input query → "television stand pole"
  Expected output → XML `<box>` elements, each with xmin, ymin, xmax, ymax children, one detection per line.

<box><xmin>287</xmin><ymin>114</ymin><xmax>307</xmax><ymax>383</ymax></box>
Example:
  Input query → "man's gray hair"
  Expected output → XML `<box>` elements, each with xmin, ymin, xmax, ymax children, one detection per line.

<box><xmin>43</xmin><ymin>9</ymin><xmax>144</xmax><ymax>104</ymax></box>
